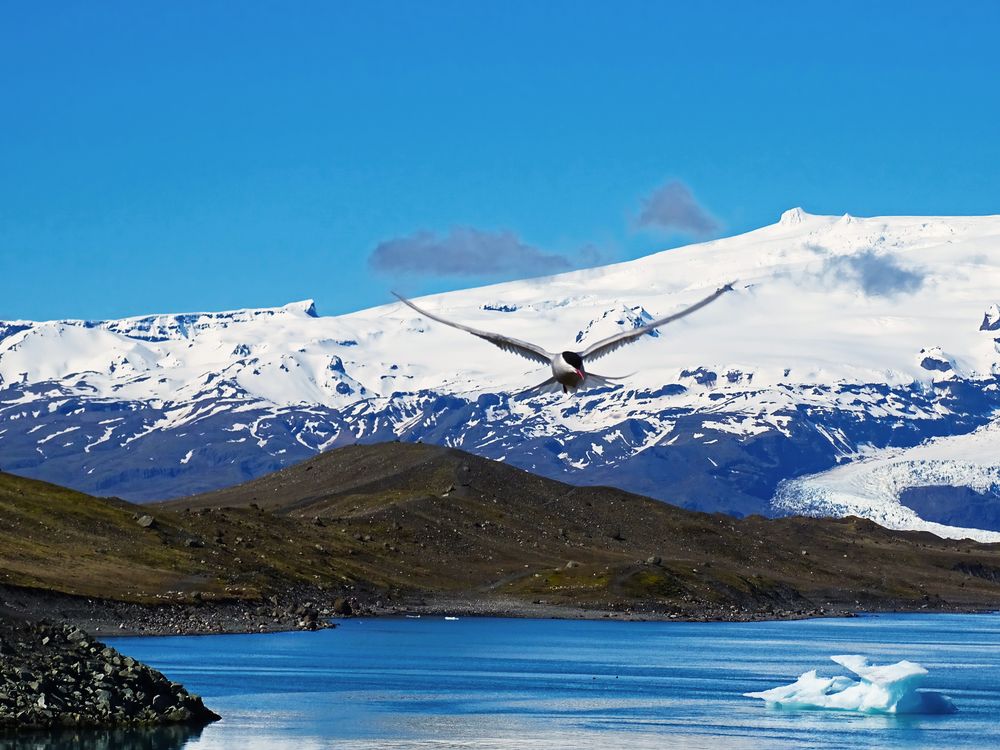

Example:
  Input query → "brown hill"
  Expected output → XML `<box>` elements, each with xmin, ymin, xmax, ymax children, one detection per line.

<box><xmin>3</xmin><ymin>442</ymin><xmax>1000</xmax><ymax>626</ymax></box>
<box><xmin>158</xmin><ymin>442</ymin><xmax>1000</xmax><ymax>617</ymax></box>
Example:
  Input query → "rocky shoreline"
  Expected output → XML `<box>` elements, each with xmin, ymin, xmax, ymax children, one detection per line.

<box><xmin>0</xmin><ymin>620</ymin><xmax>219</xmax><ymax>729</ymax></box>
<box><xmin>378</xmin><ymin>595</ymin><xmax>857</xmax><ymax>622</ymax></box>
<box><xmin>7</xmin><ymin>581</ymin><xmax>998</xmax><ymax>639</ymax></box>
<box><xmin>0</xmin><ymin>584</ymin><xmax>357</xmax><ymax>637</ymax></box>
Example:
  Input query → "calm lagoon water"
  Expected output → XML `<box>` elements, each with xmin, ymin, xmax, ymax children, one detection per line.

<box><xmin>42</xmin><ymin>613</ymin><xmax>1000</xmax><ymax>749</ymax></box>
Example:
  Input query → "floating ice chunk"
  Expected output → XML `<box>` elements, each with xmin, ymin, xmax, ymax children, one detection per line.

<box><xmin>744</xmin><ymin>655</ymin><xmax>956</xmax><ymax>714</ymax></box>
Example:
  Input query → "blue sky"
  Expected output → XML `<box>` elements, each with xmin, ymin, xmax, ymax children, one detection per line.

<box><xmin>2</xmin><ymin>1</ymin><xmax>999</xmax><ymax>321</ymax></box>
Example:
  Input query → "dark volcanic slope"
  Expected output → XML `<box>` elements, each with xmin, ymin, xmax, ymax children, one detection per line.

<box><xmin>162</xmin><ymin>442</ymin><xmax>1000</xmax><ymax>616</ymax></box>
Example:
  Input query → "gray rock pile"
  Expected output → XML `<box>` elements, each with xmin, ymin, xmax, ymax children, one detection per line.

<box><xmin>0</xmin><ymin>619</ymin><xmax>220</xmax><ymax>729</ymax></box>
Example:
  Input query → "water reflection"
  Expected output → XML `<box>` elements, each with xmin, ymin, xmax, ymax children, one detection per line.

<box><xmin>0</xmin><ymin>724</ymin><xmax>203</xmax><ymax>750</ymax></box>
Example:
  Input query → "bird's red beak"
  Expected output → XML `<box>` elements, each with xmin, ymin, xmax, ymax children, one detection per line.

<box><xmin>576</xmin><ymin>369</ymin><xmax>585</xmax><ymax>381</ymax></box>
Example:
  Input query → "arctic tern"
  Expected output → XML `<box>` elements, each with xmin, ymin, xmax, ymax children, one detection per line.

<box><xmin>393</xmin><ymin>283</ymin><xmax>733</xmax><ymax>395</ymax></box>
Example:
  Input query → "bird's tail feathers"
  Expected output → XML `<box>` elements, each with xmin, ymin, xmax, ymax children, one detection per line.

<box><xmin>513</xmin><ymin>375</ymin><xmax>562</xmax><ymax>398</ymax></box>
<box><xmin>581</xmin><ymin>371</ymin><xmax>635</xmax><ymax>389</ymax></box>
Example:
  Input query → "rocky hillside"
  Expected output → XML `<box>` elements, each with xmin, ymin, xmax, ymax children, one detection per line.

<box><xmin>164</xmin><ymin>442</ymin><xmax>1000</xmax><ymax>618</ymax></box>
<box><xmin>4</xmin><ymin>442</ymin><xmax>1000</xmax><ymax>624</ymax></box>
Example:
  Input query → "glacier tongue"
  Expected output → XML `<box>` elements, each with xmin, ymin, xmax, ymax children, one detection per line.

<box><xmin>744</xmin><ymin>655</ymin><xmax>957</xmax><ymax>714</ymax></box>
<box><xmin>773</xmin><ymin>419</ymin><xmax>1000</xmax><ymax>543</ymax></box>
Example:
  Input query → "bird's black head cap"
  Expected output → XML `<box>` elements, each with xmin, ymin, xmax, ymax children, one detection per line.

<box><xmin>562</xmin><ymin>351</ymin><xmax>584</xmax><ymax>368</ymax></box>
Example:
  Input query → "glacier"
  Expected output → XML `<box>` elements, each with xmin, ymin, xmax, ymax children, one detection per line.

<box><xmin>2</xmin><ymin>208</ymin><xmax>1000</xmax><ymax>538</ymax></box>
<box><xmin>744</xmin><ymin>655</ymin><xmax>956</xmax><ymax>714</ymax></box>
<box><xmin>774</xmin><ymin>420</ymin><xmax>1000</xmax><ymax>542</ymax></box>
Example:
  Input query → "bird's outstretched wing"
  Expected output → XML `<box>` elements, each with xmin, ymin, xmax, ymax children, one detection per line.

<box><xmin>580</xmin><ymin>282</ymin><xmax>735</xmax><ymax>362</ymax></box>
<box><xmin>393</xmin><ymin>292</ymin><xmax>554</xmax><ymax>365</ymax></box>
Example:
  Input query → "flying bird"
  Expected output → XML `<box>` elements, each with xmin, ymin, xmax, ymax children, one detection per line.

<box><xmin>393</xmin><ymin>284</ymin><xmax>734</xmax><ymax>395</ymax></box>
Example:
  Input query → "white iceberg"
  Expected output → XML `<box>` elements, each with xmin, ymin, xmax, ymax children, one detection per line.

<box><xmin>744</xmin><ymin>655</ymin><xmax>956</xmax><ymax>714</ymax></box>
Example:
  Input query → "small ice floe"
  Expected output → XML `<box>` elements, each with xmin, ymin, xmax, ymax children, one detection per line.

<box><xmin>444</xmin><ymin>616</ymin><xmax>459</xmax><ymax>621</ymax></box>
<box><xmin>744</xmin><ymin>655</ymin><xmax>956</xmax><ymax>714</ymax></box>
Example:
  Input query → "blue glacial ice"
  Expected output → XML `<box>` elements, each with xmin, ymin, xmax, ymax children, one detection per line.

<box><xmin>744</xmin><ymin>655</ymin><xmax>956</xmax><ymax>714</ymax></box>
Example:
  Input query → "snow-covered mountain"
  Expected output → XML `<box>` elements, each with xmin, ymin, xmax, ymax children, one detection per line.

<box><xmin>3</xmin><ymin>208</ymin><xmax>1000</xmax><ymax>540</ymax></box>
